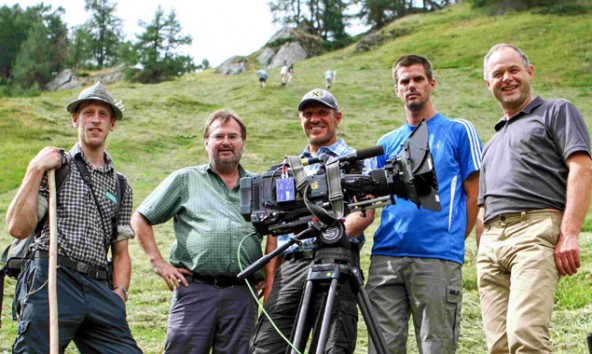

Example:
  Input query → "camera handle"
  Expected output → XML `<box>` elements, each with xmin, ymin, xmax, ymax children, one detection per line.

<box><xmin>237</xmin><ymin>225</ymin><xmax>321</xmax><ymax>281</ymax></box>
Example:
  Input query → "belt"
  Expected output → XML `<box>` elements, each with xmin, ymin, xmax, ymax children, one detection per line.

<box><xmin>33</xmin><ymin>250</ymin><xmax>109</xmax><ymax>280</ymax></box>
<box><xmin>283</xmin><ymin>249</ymin><xmax>316</xmax><ymax>261</ymax></box>
<box><xmin>486</xmin><ymin>209</ymin><xmax>561</xmax><ymax>225</ymax></box>
<box><xmin>185</xmin><ymin>274</ymin><xmax>252</xmax><ymax>288</ymax></box>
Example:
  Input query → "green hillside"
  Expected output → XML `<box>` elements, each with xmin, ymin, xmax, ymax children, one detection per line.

<box><xmin>1</xmin><ymin>3</ymin><xmax>591</xmax><ymax>353</ymax></box>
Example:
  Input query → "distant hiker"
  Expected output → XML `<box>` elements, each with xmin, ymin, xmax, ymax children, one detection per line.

<box><xmin>280</xmin><ymin>64</ymin><xmax>289</xmax><ymax>86</ymax></box>
<box><xmin>325</xmin><ymin>69</ymin><xmax>337</xmax><ymax>89</ymax></box>
<box><xmin>6</xmin><ymin>82</ymin><xmax>141</xmax><ymax>353</ymax></box>
<box><xmin>256</xmin><ymin>69</ymin><xmax>268</xmax><ymax>88</ymax></box>
<box><xmin>287</xmin><ymin>64</ymin><xmax>294</xmax><ymax>86</ymax></box>
<box><xmin>132</xmin><ymin>109</ymin><xmax>265</xmax><ymax>354</ymax></box>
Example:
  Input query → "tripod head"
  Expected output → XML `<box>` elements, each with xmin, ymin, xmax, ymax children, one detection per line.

<box><xmin>237</xmin><ymin>217</ymin><xmax>352</xmax><ymax>281</ymax></box>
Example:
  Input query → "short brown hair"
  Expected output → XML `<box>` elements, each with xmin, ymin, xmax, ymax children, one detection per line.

<box><xmin>392</xmin><ymin>54</ymin><xmax>434</xmax><ymax>83</ymax></box>
<box><xmin>203</xmin><ymin>109</ymin><xmax>247</xmax><ymax>139</ymax></box>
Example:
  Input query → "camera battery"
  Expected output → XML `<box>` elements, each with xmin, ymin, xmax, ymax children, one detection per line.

<box><xmin>276</xmin><ymin>177</ymin><xmax>296</xmax><ymax>202</ymax></box>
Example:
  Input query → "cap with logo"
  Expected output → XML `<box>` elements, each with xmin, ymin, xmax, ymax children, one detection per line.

<box><xmin>297</xmin><ymin>89</ymin><xmax>339</xmax><ymax>112</ymax></box>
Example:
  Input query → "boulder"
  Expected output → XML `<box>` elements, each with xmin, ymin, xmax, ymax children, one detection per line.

<box><xmin>354</xmin><ymin>33</ymin><xmax>385</xmax><ymax>53</ymax></box>
<box><xmin>257</xmin><ymin>47</ymin><xmax>275</xmax><ymax>67</ymax></box>
<box><xmin>266</xmin><ymin>27</ymin><xmax>296</xmax><ymax>45</ymax></box>
<box><xmin>355</xmin><ymin>27</ymin><xmax>412</xmax><ymax>53</ymax></box>
<box><xmin>217</xmin><ymin>56</ymin><xmax>248</xmax><ymax>75</ymax></box>
<box><xmin>46</xmin><ymin>67</ymin><xmax>125</xmax><ymax>91</ymax></box>
<box><xmin>218</xmin><ymin>26</ymin><xmax>324</xmax><ymax>75</ymax></box>
<box><xmin>269</xmin><ymin>42</ymin><xmax>308</xmax><ymax>68</ymax></box>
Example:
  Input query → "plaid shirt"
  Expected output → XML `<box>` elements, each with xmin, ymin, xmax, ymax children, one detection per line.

<box><xmin>137</xmin><ymin>164</ymin><xmax>264</xmax><ymax>278</ymax></box>
<box><xmin>34</xmin><ymin>144</ymin><xmax>134</xmax><ymax>268</ymax></box>
<box><xmin>278</xmin><ymin>138</ymin><xmax>372</xmax><ymax>255</ymax></box>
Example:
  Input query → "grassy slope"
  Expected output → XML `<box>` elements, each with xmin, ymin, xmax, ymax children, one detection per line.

<box><xmin>1</xmin><ymin>3</ymin><xmax>592</xmax><ymax>352</ymax></box>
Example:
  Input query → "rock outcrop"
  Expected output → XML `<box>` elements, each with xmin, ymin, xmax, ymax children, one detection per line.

<box><xmin>217</xmin><ymin>56</ymin><xmax>248</xmax><ymax>75</ymax></box>
<box><xmin>217</xmin><ymin>26</ymin><xmax>324</xmax><ymax>75</ymax></box>
<box><xmin>46</xmin><ymin>67</ymin><xmax>124</xmax><ymax>91</ymax></box>
<box><xmin>354</xmin><ymin>27</ymin><xmax>412</xmax><ymax>53</ymax></box>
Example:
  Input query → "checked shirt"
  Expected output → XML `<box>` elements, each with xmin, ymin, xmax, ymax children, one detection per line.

<box><xmin>137</xmin><ymin>163</ymin><xmax>263</xmax><ymax>278</ymax></box>
<box><xmin>34</xmin><ymin>144</ymin><xmax>134</xmax><ymax>268</ymax></box>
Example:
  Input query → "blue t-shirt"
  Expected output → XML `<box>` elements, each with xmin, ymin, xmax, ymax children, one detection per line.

<box><xmin>373</xmin><ymin>113</ymin><xmax>482</xmax><ymax>264</ymax></box>
<box><xmin>256</xmin><ymin>70</ymin><xmax>268</xmax><ymax>79</ymax></box>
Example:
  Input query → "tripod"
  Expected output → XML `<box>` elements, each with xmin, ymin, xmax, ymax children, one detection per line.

<box><xmin>288</xmin><ymin>246</ymin><xmax>388</xmax><ymax>354</ymax></box>
<box><xmin>238</xmin><ymin>223</ymin><xmax>388</xmax><ymax>354</ymax></box>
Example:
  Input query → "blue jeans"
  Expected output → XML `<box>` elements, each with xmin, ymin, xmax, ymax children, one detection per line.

<box><xmin>12</xmin><ymin>258</ymin><xmax>141</xmax><ymax>354</ymax></box>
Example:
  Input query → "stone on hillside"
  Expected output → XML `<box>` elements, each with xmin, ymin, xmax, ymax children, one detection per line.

<box><xmin>266</xmin><ymin>27</ymin><xmax>296</xmax><ymax>45</ymax></box>
<box><xmin>257</xmin><ymin>47</ymin><xmax>275</xmax><ymax>67</ymax></box>
<box><xmin>217</xmin><ymin>56</ymin><xmax>248</xmax><ymax>75</ymax></box>
<box><xmin>269</xmin><ymin>42</ymin><xmax>308</xmax><ymax>68</ymax></box>
<box><xmin>46</xmin><ymin>68</ymin><xmax>124</xmax><ymax>91</ymax></box>
<box><xmin>355</xmin><ymin>27</ymin><xmax>412</xmax><ymax>53</ymax></box>
<box><xmin>354</xmin><ymin>33</ymin><xmax>384</xmax><ymax>53</ymax></box>
<box><xmin>46</xmin><ymin>69</ymin><xmax>79</xmax><ymax>91</ymax></box>
<box><xmin>218</xmin><ymin>26</ymin><xmax>324</xmax><ymax>75</ymax></box>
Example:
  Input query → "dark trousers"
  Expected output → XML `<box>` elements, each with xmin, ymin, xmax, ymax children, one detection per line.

<box><xmin>12</xmin><ymin>258</ymin><xmax>141</xmax><ymax>354</ymax></box>
<box><xmin>164</xmin><ymin>282</ymin><xmax>258</xmax><ymax>354</ymax></box>
<box><xmin>250</xmin><ymin>258</ymin><xmax>359</xmax><ymax>354</ymax></box>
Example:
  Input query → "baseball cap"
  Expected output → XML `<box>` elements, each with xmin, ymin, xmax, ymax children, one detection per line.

<box><xmin>66</xmin><ymin>82</ymin><xmax>124</xmax><ymax>120</ymax></box>
<box><xmin>297</xmin><ymin>89</ymin><xmax>339</xmax><ymax>111</ymax></box>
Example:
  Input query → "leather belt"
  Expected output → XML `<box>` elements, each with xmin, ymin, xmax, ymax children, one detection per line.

<box><xmin>185</xmin><ymin>274</ymin><xmax>252</xmax><ymax>288</ymax></box>
<box><xmin>33</xmin><ymin>250</ymin><xmax>109</xmax><ymax>280</ymax></box>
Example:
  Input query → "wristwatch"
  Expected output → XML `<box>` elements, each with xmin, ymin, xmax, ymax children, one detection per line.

<box><xmin>114</xmin><ymin>286</ymin><xmax>128</xmax><ymax>301</ymax></box>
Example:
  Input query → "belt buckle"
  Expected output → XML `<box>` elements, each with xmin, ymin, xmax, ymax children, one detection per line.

<box><xmin>76</xmin><ymin>262</ymin><xmax>89</xmax><ymax>274</ymax></box>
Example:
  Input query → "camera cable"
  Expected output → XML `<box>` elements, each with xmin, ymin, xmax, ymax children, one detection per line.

<box><xmin>237</xmin><ymin>234</ymin><xmax>303</xmax><ymax>354</ymax></box>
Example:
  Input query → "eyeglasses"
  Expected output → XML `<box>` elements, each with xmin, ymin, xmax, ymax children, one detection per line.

<box><xmin>209</xmin><ymin>134</ymin><xmax>243</xmax><ymax>142</ymax></box>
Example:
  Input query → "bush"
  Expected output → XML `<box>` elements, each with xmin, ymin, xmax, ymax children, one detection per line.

<box><xmin>0</xmin><ymin>83</ymin><xmax>42</xmax><ymax>97</ymax></box>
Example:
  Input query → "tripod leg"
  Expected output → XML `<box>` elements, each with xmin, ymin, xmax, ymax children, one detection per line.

<box><xmin>290</xmin><ymin>278</ymin><xmax>315</xmax><ymax>354</ymax></box>
<box><xmin>314</xmin><ymin>276</ymin><xmax>339</xmax><ymax>354</ymax></box>
<box><xmin>350</xmin><ymin>268</ymin><xmax>389</xmax><ymax>354</ymax></box>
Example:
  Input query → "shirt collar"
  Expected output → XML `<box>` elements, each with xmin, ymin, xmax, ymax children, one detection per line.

<box><xmin>205</xmin><ymin>162</ymin><xmax>248</xmax><ymax>178</ymax></box>
<box><xmin>300</xmin><ymin>138</ymin><xmax>349</xmax><ymax>159</ymax></box>
<box><xmin>69</xmin><ymin>143</ymin><xmax>114</xmax><ymax>172</ymax></box>
<box><xmin>494</xmin><ymin>96</ymin><xmax>545</xmax><ymax>132</ymax></box>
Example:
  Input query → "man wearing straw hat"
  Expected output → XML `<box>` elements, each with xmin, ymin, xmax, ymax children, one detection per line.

<box><xmin>6</xmin><ymin>82</ymin><xmax>142</xmax><ymax>353</ymax></box>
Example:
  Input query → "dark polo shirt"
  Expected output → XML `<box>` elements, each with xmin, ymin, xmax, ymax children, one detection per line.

<box><xmin>478</xmin><ymin>96</ymin><xmax>591</xmax><ymax>222</ymax></box>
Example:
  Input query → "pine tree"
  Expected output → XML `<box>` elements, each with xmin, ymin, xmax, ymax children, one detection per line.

<box><xmin>84</xmin><ymin>0</ymin><xmax>123</xmax><ymax>68</ymax></box>
<box><xmin>13</xmin><ymin>22</ymin><xmax>53</xmax><ymax>88</ymax></box>
<box><xmin>133</xmin><ymin>7</ymin><xmax>194</xmax><ymax>83</ymax></box>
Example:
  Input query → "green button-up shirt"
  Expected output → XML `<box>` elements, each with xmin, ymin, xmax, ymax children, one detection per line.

<box><xmin>137</xmin><ymin>163</ymin><xmax>263</xmax><ymax>278</ymax></box>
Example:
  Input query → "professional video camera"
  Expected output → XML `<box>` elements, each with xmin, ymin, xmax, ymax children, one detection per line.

<box><xmin>240</xmin><ymin>120</ymin><xmax>441</xmax><ymax>239</ymax></box>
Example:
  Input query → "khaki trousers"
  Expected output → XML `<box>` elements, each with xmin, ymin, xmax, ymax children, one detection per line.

<box><xmin>477</xmin><ymin>209</ymin><xmax>562</xmax><ymax>354</ymax></box>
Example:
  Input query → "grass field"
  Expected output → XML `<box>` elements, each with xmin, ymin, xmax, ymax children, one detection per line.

<box><xmin>1</xmin><ymin>2</ymin><xmax>592</xmax><ymax>352</ymax></box>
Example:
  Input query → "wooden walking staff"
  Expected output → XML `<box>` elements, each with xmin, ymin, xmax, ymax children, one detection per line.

<box><xmin>48</xmin><ymin>169</ymin><xmax>59</xmax><ymax>353</ymax></box>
